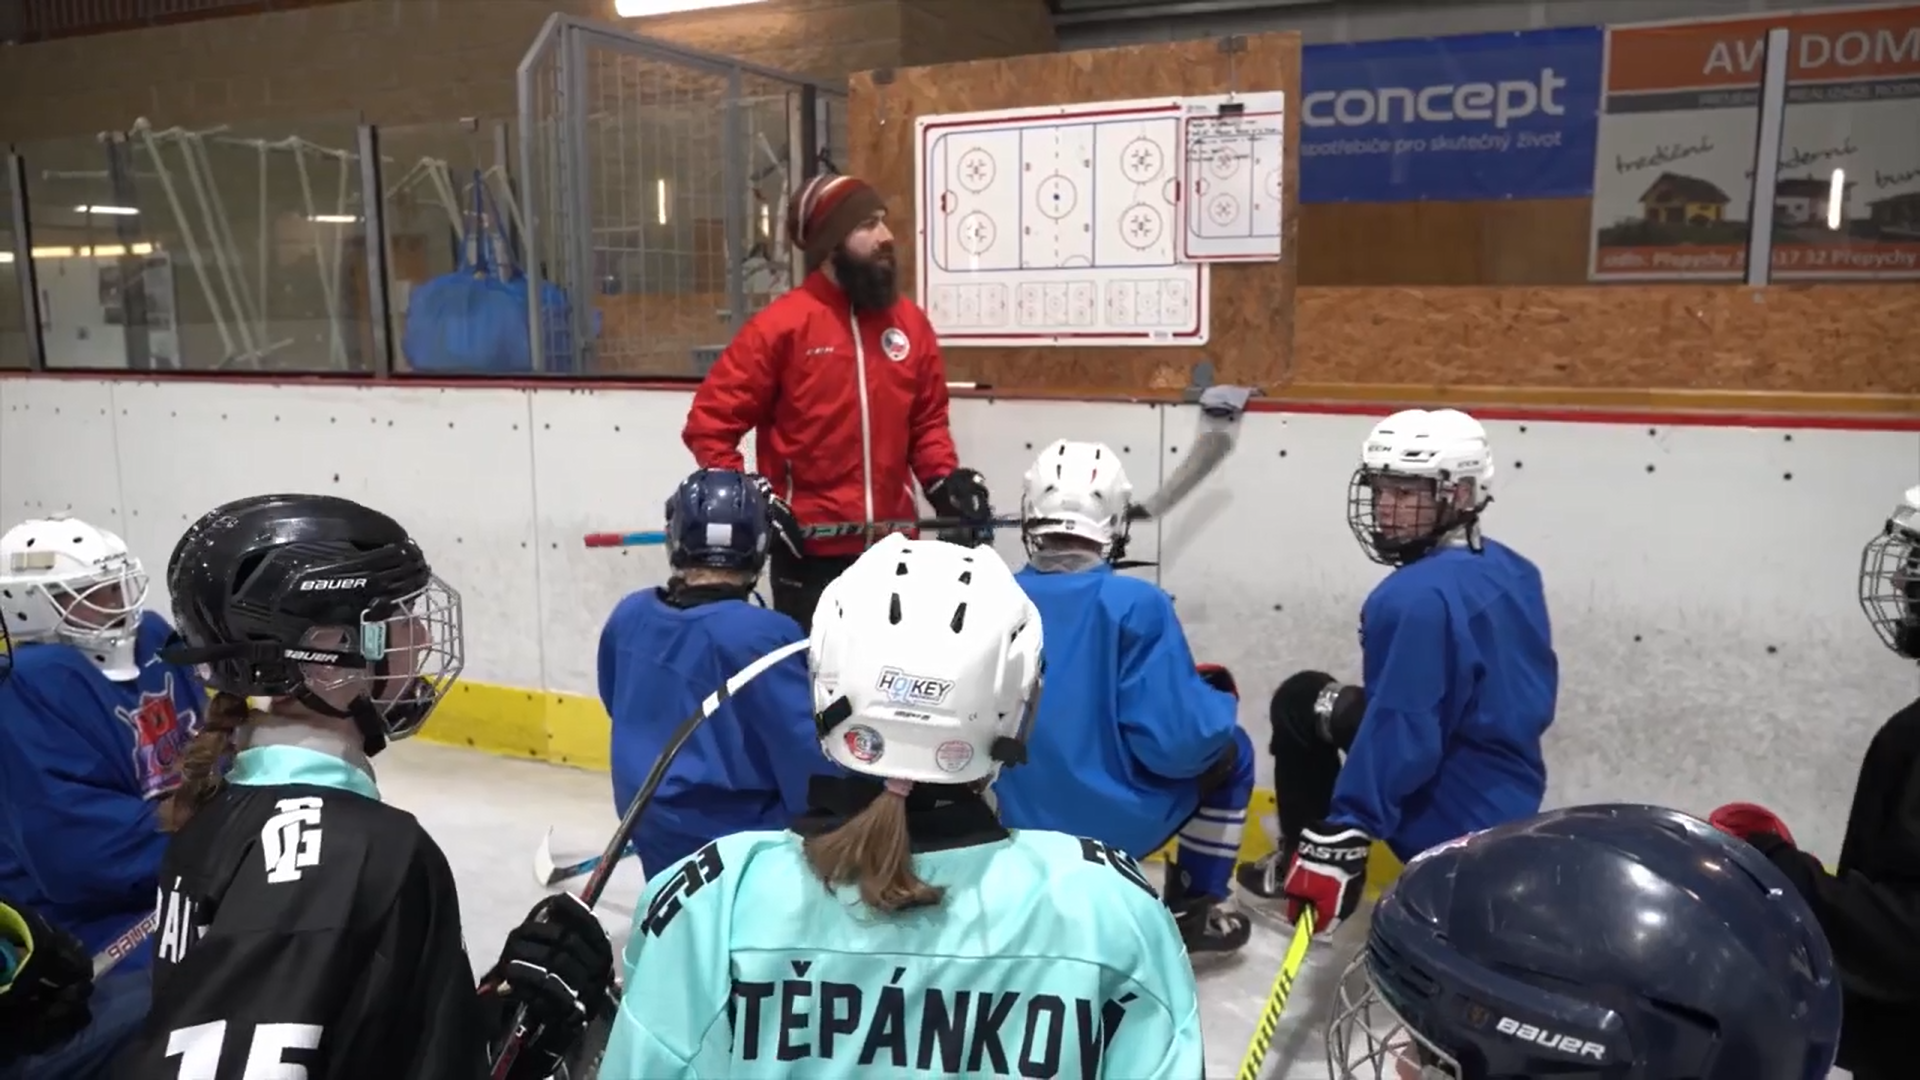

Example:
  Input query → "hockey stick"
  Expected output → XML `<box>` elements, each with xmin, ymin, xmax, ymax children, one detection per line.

<box><xmin>1235</xmin><ymin>911</ymin><xmax>1315</xmax><ymax>1080</ymax></box>
<box><xmin>532</xmin><ymin>830</ymin><xmax>639</xmax><ymax>888</ymax></box>
<box><xmin>92</xmin><ymin>910</ymin><xmax>158</xmax><ymax>978</ymax></box>
<box><xmin>583</xmin><ymin>515</ymin><xmax>1022</xmax><ymax>549</ymax></box>
<box><xmin>489</xmin><ymin>638</ymin><xmax>811</xmax><ymax>1079</ymax></box>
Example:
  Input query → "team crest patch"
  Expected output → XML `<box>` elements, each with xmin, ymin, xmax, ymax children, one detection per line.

<box><xmin>115</xmin><ymin>671</ymin><xmax>200</xmax><ymax>800</ymax></box>
<box><xmin>880</xmin><ymin>327</ymin><xmax>911</xmax><ymax>362</ymax></box>
<box><xmin>844</xmin><ymin>725</ymin><xmax>885</xmax><ymax>763</ymax></box>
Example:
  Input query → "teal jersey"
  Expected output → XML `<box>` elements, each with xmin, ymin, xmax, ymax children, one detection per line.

<box><xmin>602</xmin><ymin>827</ymin><xmax>1204</xmax><ymax>1078</ymax></box>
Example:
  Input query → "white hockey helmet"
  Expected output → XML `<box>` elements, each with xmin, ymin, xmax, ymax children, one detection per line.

<box><xmin>1020</xmin><ymin>439</ymin><xmax>1134</xmax><ymax>558</ymax></box>
<box><xmin>1860</xmin><ymin>484</ymin><xmax>1920</xmax><ymax>659</ymax></box>
<box><xmin>809</xmin><ymin>534</ymin><xmax>1044</xmax><ymax>786</ymax></box>
<box><xmin>1347</xmin><ymin>408</ymin><xmax>1495</xmax><ymax>566</ymax></box>
<box><xmin>0</xmin><ymin>515</ymin><xmax>149</xmax><ymax>679</ymax></box>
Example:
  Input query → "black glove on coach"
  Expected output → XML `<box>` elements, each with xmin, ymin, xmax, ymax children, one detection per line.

<box><xmin>747</xmin><ymin>474</ymin><xmax>804</xmax><ymax>560</ymax></box>
<box><xmin>928</xmin><ymin>468</ymin><xmax>994</xmax><ymax>547</ymax></box>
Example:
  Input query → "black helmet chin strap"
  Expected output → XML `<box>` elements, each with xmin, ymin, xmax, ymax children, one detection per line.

<box><xmin>291</xmin><ymin>685</ymin><xmax>388</xmax><ymax>757</ymax></box>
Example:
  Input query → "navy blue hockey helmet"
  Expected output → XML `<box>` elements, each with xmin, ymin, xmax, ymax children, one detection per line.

<box><xmin>1327</xmin><ymin>804</ymin><xmax>1840</xmax><ymax>1080</ymax></box>
<box><xmin>664</xmin><ymin>469</ymin><xmax>770</xmax><ymax>573</ymax></box>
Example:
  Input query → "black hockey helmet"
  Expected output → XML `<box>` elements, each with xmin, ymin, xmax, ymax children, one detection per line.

<box><xmin>161</xmin><ymin>493</ymin><xmax>464</xmax><ymax>755</ymax></box>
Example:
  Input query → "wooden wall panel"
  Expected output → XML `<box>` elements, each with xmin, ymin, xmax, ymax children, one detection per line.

<box><xmin>1297</xmin><ymin>199</ymin><xmax>1590</xmax><ymax>286</ymax></box>
<box><xmin>847</xmin><ymin>34</ymin><xmax>1303</xmax><ymax>392</ymax></box>
<box><xmin>1294</xmin><ymin>284</ymin><xmax>1920</xmax><ymax>395</ymax></box>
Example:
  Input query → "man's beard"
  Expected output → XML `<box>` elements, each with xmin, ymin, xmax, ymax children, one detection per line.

<box><xmin>831</xmin><ymin>244</ymin><xmax>897</xmax><ymax>312</ymax></box>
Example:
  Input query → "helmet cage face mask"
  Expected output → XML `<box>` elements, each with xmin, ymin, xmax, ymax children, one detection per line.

<box><xmin>1326</xmin><ymin>951</ymin><xmax>1461</xmax><ymax>1080</ymax></box>
<box><xmin>1</xmin><ymin>523</ymin><xmax>149</xmax><ymax>676</ymax></box>
<box><xmin>1346</xmin><ymin>468</ymin><xmax>1481</xmax><ymax>567</ymax></box>
<box><xmin>1859</xmin><ymin>505</ymin><xmax>1920</xmax><ymax>659</ymax></box>
<box><xmin>282</xmin><ymin>577</ymin><xmax>466</xmax><ymax>743</ymax></box>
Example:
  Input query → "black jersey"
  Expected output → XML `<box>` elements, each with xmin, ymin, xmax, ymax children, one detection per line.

<box><xmin>117</xmin><ymin>745</ymin><xmax>489</xmax><ymax>1079</ymax></box>
<box><xmin>1759</xmin><ymin>696</ymin><xmax>1920</xmax><ymax>1076</ymax></box>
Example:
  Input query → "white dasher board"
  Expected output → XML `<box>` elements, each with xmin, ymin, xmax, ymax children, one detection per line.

<box><xmin>915</xmin><ymin>97</ymin><xmax>1210</xmax><ymax>348</ymax></box>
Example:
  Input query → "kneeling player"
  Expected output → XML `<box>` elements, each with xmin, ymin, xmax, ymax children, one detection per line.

<box><xmin>1325</xmin><ymin>804</ymin><xmax>1840</xmax><ymax>1080</ymax></box>
<box><xmin>1704</xmin><ymin>485</ymin><xmax>1920</xmax><ymax>1080</ymax></box>
<box><xmin>600</xmin><ymin>535</ymin><xmax>1203</xmax><ymax>1078</ymax></box>
<box><xmin>1241</xmin><ymin>409</ymin><xmax>1557</xmax><ymax>935</ymax></box>
<box><xmin>599</xmin><ymin>468</ymin><xmax>835</xmax><ymax>875</ymax></box>
<box><xmin>117</xmin><ymin>494</ymin><xmax>615</xmax><ymax>1080</ymax></box>
<box><xmin>993</xmin><ymin>439</ymin><xmax>1254</xmax><ymax>954</ymax></box>
<box><xmin>0</xmin><ymin>515</ymin><xmax>206</xmax><ymax>1079</ymax></box>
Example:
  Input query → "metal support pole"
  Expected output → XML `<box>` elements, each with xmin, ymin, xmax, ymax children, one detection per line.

<box><xmin>357</xmin><ymin>124</ymin><xmax>393</xmax><ymax>376</ymax></box>
<box><xmin>723</xmin><ymin>67</ymin><xmax>748</xmax><ymax>338</ymax></box>
<box><xmin>5</xmin><ymin>149</ymin><xmax>46</xmax><ymax>371</ymax></box>
<box><xmin>796</xmin><ymin>83</ymin><xmax>819</xmax><ymax>180</ymax></box>
<box><xmin>1745</xmin><ymin>26</ymin><xmax>1791</xmax><ymax>287</ymax></box>
<box><xmin>103</xmin><ymin>134</ymin><xmax>153</xmax><ymax>370</ymax></box>
<box><xmin>563</xmin><ymin>25</ymin><xmax>595</xmax><ymax>374</ymax></box>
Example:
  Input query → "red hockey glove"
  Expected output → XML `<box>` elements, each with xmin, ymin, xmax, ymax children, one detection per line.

<box><xmin>1195</xmin><ymin>662</ymin><xmax>1238</xmax><ymax>699</ymax></box>
<box><xmin>1283</xmin><ymin>821</ymin><xmax>1370</xmax><ymax>934</ymax></box>
<box><xmin>1707</xmin><ymin>801</ymin><xmax>1796</xmax><ymax>846</ymax></box>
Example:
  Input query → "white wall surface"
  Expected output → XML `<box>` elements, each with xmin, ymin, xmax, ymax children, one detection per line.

<box><xmin>2</xmin><ymin>374</ymin><xmax>1915</xmax><ymax>860</ymax></box>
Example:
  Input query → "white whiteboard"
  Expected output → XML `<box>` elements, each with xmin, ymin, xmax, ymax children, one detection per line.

<box><xmin>915</xmin><ymin>97</ymin><xmax>1210</xmax><ymax>348</ymax></box>
<box><xmin>1179</xmin><ymin>92</ymin><xmax>1286</xmax><ymax>263</ymax></box>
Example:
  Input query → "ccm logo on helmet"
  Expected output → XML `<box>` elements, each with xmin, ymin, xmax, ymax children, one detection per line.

<box><xmin>298</xmin><ymin>578</ymin><xmax>368</xmax><ymax>591</ymax></box>
<box><xmin>1495</xmin><ymin>1017</ymin><xmax>1606</xmax><ymax>1061</ymax></box>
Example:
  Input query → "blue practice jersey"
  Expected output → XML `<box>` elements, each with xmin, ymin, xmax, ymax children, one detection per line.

<box><xmin>996</xmin><ymin>564</ymin><xmax>1240</xmax><ymax>858</ymax></box>
<box><xmin>0</xmin><ymin>611</ymin><xmax>205</xmax><ymax>970</ymax></box>
<box><xmin>1332</xmin><ymin>539</ymin><xmax>1557</xmax><ymax>862</ymax></box>
<box><xmin>599</xmin><ymin>589</ymin><xmax>838</xmax><ymax>875</ymax></box>
<box><xmin>601</xmin><ymin>827</ymin><xmax>1204</xmax><ymax>1079</ymax></box>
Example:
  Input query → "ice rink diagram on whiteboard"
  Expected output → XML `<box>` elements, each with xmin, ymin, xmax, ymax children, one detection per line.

<box><xmin>917</xmin><ymin>98</ymin><xmax>1209</xmax><ymax>346</ymax></box>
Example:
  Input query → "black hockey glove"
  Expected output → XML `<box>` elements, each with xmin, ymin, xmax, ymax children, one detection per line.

<box><xmin>747</xmin><ymin>474</ymin><xmax>804</xmax><ymax>560</ymax></box>
<box><xmin>482</xmin><ymin>894</ymin><xmax>616</xmax><ymax>1079</ymax></box>
<box><xmin>927</xmin><ymin>468</ymin><xmax>994</xmax><ymax>547</ymax></box>
<box><xmin>0</xmin><ymin>900</ymin><xmax>93</xmax><ymax>1065</ymax></box>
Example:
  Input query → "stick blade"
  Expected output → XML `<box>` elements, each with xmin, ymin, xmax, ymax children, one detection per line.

<box><xmin>533</xmin><ymin>826</ymin><xmax>562</xmax><ymax>887</ymax></box>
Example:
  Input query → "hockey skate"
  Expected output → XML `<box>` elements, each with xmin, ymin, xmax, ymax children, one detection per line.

<box><xmin>1162</xmin><ymin>865</ymin><xmax>1252</xmax><ymax>954</ymax></box>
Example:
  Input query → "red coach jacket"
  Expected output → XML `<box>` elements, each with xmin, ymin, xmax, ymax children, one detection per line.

<box><xmin>682</xmin><ymin>271</ymin><xmax>960</xmax><ymax>558</ymax></box>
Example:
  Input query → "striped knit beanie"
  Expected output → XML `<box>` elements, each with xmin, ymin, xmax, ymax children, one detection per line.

<box><xmin>787</xmin><ymin>174</ymin><xmax>886</xmax><ymax>272</ymax></box>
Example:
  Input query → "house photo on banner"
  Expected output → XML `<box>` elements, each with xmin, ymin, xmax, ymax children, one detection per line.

<box><xmin>1589</xmin><ymin>3</ymin><xmax>1920</xmax><ymax>282</ymax></box>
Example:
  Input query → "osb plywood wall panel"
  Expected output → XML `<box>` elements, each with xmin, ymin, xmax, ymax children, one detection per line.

<box><xmin>848</xmin><ymin>35</ymin><xmax>1302</xmax><ymax>393</ymax></box>
<box><xmin>1298</xmin><ymin>199</ymin><xmax>1590</xmax><ymax>286</ymax></box>
<box><xmin>1294</xmin><ymin>285</ymin><xmax>1920</xmax><ymax>395</ymax></box>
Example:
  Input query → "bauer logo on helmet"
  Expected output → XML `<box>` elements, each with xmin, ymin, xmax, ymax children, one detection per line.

<box><xmin>876</xmin><ymin>667</ymin><xmax>953</xmax><ymax>707</ymax></box>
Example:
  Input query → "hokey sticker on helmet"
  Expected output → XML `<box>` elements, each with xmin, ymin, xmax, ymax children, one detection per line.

<box><xmin>1494</xmin><ymin>1016</ymin><xmax>1606</xmax><ymax>1061</ymax></box>
<box><xmin>875</xmin><ymin>666</ymin><xmax>953</xmax><ymax>707</ymax></box>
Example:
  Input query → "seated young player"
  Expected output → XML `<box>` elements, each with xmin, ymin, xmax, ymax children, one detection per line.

<box><xmin>992</xmin><ymin>439</ymin><xmax>1254</xmax><ymax>954</ymax></box>
<box><xmin>599</xmin><ymin>534</ymin><xmax>1204</xmax><ymax>1078</ymax></box>
<box><xmin>0</xmin><ymin>514</ymin><xmax>206</xmax><ymax>1079</ymax></box>
<box><xmin>1239</xmin><ymin>409</ymin><xmax>1558</xmax><ymax>936</ymax></box>
<box><xmin>117</xmin><ymin>493</ymin><xmax>614</xmax><ymax>1080</ymax></box>
<box><xmin>599</xmin><ymin>468</ymin><xmax>837</xmax><ymax>876</ymax></box>
<box><xmin>1325</xmin><ymin>804</ymin><xmax>1840</xmax><ymax>1080</ymax></box>
<box><xmin>1704</xmin><ymin>485</ymin><xmax>1920</xmax><ymax>1080</ymax></box>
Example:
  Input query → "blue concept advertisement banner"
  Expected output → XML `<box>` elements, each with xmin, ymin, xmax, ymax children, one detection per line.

<box><xmin>1300</xmin><ymin>27</ymin><xmax>1605</xmax><ymax>203</ymax></box>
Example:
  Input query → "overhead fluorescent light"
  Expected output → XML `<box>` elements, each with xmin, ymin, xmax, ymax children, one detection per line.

<box><xmin>75</xmin><ymin>204</ymin><xmax>139</xmax><ymax>215</ymax></box>
<box><xmin>1827</xmin><ymin>169</ymin><xmax>1845</xmax><ymax>230</ymax></box>
<box><xmin>309</xmin><ymin>214</ymin><xmax>359</xmax><ymax>224</ymax></box>
<box><xmin>615</xmin><ymin>0</ymin><xmax>766</xmax><ymax>15</ymax></box>
<box><xmin>0</xmin><ymin>242</ymin><xmax>157</xmax><ymax>264</ymax></box>
<box><xmin>656</xmin><ymin>179</ymin><xmax>669</xmax><ymax>225</ymax></box>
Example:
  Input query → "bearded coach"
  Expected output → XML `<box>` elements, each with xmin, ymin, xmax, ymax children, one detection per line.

<box><xmin>681</xmin><ymin>173</ymin><xmax>993</xmax><ymax>632</ymax></box>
